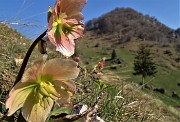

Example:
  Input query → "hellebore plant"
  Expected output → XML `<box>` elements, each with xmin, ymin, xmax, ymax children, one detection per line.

<box><xmin>48</xmin><ymin>0</ymin><xmax>87</xmax><ymax>57</ymax></box>
<box><xmin>6</xmin><ymin>55</ymin><xmax>79</xmax><ymax>122</ymax></box>
<box><xmin>5</xmin><ymin>0</ymin><xmax>87</xmax><ymax>122</ymax></box>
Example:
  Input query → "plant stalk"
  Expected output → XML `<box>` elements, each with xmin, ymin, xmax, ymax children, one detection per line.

<box><xmin>13</xmin><ymin>29</ymin><xmax>47</xmax><ymax>87</ymax></box>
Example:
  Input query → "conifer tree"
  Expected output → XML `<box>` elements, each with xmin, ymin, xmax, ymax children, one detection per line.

<box><xmin>133</xmin><ymin>44</ymin><xmax>157</xmax><ymax>88</ymax></box>
<box><xmin>111</xmin><ymin>49</ymin><xmax>117</xmax><ymax>60</ymax></box>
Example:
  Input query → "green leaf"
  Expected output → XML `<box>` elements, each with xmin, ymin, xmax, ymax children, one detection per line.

<box><xmin>50</xmin><ymin>106</ymin><xmax>71</xmax><ymax>117</ymax></box>
<box><xmin>0</xmin><ymin>102</ymin><xmax>6</xmax><ymax>113</ymax></box>
<box><xmin>95</xmin><ymin>80</ymin><xmax>101</xmax><ymax>89</ymax></box>
<box><xmin>0</xmin><ymin>92</ymin><xmax>5</xmax><ymax>113</ymax></box>
<box><xmin>95</xmin><ymin>80</ymin><xmax>108</xmax><ymax>90</ymax></box>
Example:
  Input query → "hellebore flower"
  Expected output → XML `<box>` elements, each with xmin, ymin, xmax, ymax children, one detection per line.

<box><xmin>47</xmin><ymin>0</ymin><xmax>87</xmax><ymax>57</ymax></box>
<box><xmin>6</xmin><ymin>56</ymin><xmax>79</xmax><ymax>122</ymax></box>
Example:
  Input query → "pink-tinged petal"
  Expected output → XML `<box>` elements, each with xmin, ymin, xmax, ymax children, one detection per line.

<box><xmin>22</xmin><ymin>92</ymin><xmax>54</xmax><ymax>122</ymax></box>
<box><xmin>48</xmin><ymin>31</ymin><xmax>75</xmax><ymax>57</ymax></box>
<box><xmin>54</xmin><ymin>0</ymin><xmax>61</xmax><ymax>15</ymax></box>
<box><xmin>56</xmin><ymin>89</ymin><xmax>72</xmax><ymax>105</ymax></box>
<box><xmin>47</xmin><ymin>30</ymin><xmax>75</xmax><ymax>57</ymax></box>
<box><xmin>56</xmin><ymin>34</ymin><xmax>75</xmax><ymax>57</ymax></box>
<box><xmin>60</xmin><ymin>0</ymin><xmax>87</xmax><ymax>21</ymax></box>
<box><xmin>21</xmin><ymin>57</ymin><xmax>46</xmax><ymax>82</ymax></box>
<box><xmin>47</xmin><ymin>30</ymin><xmax>57</xmax><ymax>46</ymax></box>
<box><xmin>42</xmin><ymin>58</ymin><xmax>79</xmax><ymax>81</ymax></box>
<box><xmin>55</xmin><ymin>32</ymin><xmax>64</xmax><ymax>46</ymax></box>
<box><xmin>47</xmin><ymin>13</ymin><xmax>53</xmax><ymax>30</ymax></box>
<box><xmin>6</xmin><ymin>82</ymin><xmax>36</xmax><ymax>116</ymax></box>
<box><xmin>51</xmin><ymin>80</ymin><xmax>76</xmax><ymax>94</ymax></box>
<box><xmin>68</xmin><ymin>24</ymin><xmax>84</xmax><ymax>40</ymax></box>
<box><xmin>48</xmin><ymin>29</ymin><xmax>75</xmax><ymax>57</ymax></box>
<box><xmin>66</xmin><ymin>12</ymin><xmax>84</xmax><ymax>21</ymax></box>
<box><xmin>51</xmin><ymin>80</ymin><xmax>76</xmax><ymax>105</ymax></box>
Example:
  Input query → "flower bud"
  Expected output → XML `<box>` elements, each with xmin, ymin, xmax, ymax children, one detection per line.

<box><xmin>38</xmin><ymin>39</ymin><xmax>47</xmax><ymax>54</ymax></box>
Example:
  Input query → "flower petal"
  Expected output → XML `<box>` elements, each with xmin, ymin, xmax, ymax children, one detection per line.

<box><xmin>51</xmin><ymin>80</ymin><xmax>76</xmax><ymax>105</ymax></box>
<box><xmin>21</xmin><ymin>57</ymin><xmax>47</xmax><ymax>82</ymax></box>
<box><xmin>47</xmin><ymin>30</ymin><xmax>57</xmax><ymax>46</ymax></box>
<box><xmin>66</xmin><ymin>12</ymin><xmax>84</xmax><ymax>21</ymax></box>
<box><xmin>51</xmin><ymin>80</ymin><xmax>76</xmax><ymax>93</ymax></box>
<box><xmin>47</xmin><ymin>30</ymin><xmax>75</xmax><ymax>57</ymax></box>
<box><xmin>60</xmin><ymin>0</ymin><xmax>87</xmax><ymax>21</ymax></box>
<box><xmin>56</xmin><ymin>34</ymin><xmax>75</xmax><ymax>57</ymax></box>
<box><xmin>47</xmin><ymin>13</ymin><xmax>54</xmax><ymax>30</ymax></box>
<box><xmin>67</xmin><ymin>24</ymin><xmax>84</xmax><ymax>40</ymax></box>
<box><xmin>56</xmin><ymin>89</ymin><xmax>72</xmax><ymax>105</ymax></box>
<box><xmin>42</xmin><ymin>58</ymin><xmax>79</xmax><ymax>81</ymax></box>
<box><xmin>6</xmin><ymin>82</ymin><xmax>35</xmax><ymax>116</ymax></box>
<box><xmin>22</xmin><ymin>92</ymin><xmax>54</xmax><ymax>122</ymax></box>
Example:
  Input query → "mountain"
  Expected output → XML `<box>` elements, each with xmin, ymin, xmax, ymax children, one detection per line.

<box><xmin>83</xmin><ymin>7</ymin><xmax>180</xmax><ymax>68</ymax></box>
<box><xmin>76</xmin><ymin>7</ymin><xmax>180</xmax><ymax>111</ymax></box>
<box><xmin>175</xmin><ymin>28</ymin><xmax>180</xmax><ymax>38</ymax></box>
<box><xmin>85</xmin><ymin>8</ymin><xmax>180</xmax><ymax>44</ymax></box>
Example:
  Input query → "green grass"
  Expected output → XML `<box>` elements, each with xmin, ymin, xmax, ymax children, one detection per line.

<box><xmin>72</xmin><ymin>71</ymin><xmax>180</xmax><ymax>122</ymax></box>
<box><xmin>143</xmin><ymin>88</ymin><xmax>180</xmax><ymax>106</ymax></box>
<box><xmin>151</xmin><ymin>67</ymin><xmax>180</xmax><ymax>94</ymax></box>
<box><xmin>77</xmin><ymin>33</ymin><xmax>180</xmax><ymax>107</ymax></box>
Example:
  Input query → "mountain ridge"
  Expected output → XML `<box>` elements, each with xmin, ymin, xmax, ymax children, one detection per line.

<box><xmin>85</xmin><ymin>7</ymin><xmax>180</xmax><ymax>44</ymax></box>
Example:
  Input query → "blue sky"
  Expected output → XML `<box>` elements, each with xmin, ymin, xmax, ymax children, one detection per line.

<box><xmin>0</xmin><ymin>0</ymin><xmax>179</xmax><ymax>39</ymax></box>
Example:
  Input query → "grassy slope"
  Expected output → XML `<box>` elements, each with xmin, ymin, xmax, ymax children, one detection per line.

<box><xmin>0</xmin><ymin>23</ymin><xmax>179</xmax><ymax>121</ymax></box>
<box><xmin>76</xmin><ymin>31</ymin><xmax>180</xmax><ymax>107</ymax></box>
<box><xmin>0</xmin><ymin>23</ymin><xmax>30</xmax><ymax>91</ymax></box>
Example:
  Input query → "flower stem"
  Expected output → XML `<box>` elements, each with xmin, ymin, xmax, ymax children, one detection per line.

<box><xmin>13</xmin><ymin>29</ymin><xmax>47</xmax><ymax>87</ymax></box>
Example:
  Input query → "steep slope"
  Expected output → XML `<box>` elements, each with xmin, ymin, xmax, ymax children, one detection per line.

<box><xmin>0</xmin><ymin>22</ymin><xmax>41</xmax><ymax>97</ymax></box>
